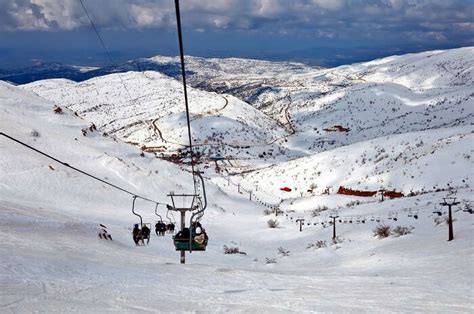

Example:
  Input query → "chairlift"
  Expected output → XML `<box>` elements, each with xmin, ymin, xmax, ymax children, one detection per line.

<box><xmin>165</xmin><ymin>208</ymin><xmax>176</xmax><ymax>233</ymax></box>
<box><xmin>154</xmin><ymin>203</ymin><xmax>167</xmax><ymax>236</ymax></box>
<box><xmin>131</xmin><ymin>196</ymin><xmax>151</xmax><ymax>245</ymax></box>
<box><xmin>171</xmin><ymin>172</ymin><xmax>208</xmax><ymax>252</ymax></box>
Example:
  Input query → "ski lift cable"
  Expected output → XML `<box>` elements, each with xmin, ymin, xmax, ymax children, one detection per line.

<box><xmin>0</xmin><ymin>132</ymin><xmax>165</xmax><ymax>206</ymax></box>
<box><xmin>78</xmin><ymin>0</ymin><xmax>137</xmax><ymax>105</ymax></box>
<box><xmin>174</xmin><ymin>0</ymin><xmax>197</xmax><ymax>193</ymax></box>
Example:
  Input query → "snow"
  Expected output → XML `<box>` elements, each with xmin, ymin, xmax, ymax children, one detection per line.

<box><xmin>1</xmin><ymin>48</ymin><xmax>474</xmax><ymax>312</ymax></box>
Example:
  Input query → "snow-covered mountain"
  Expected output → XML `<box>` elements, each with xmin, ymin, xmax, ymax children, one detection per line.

<box><xmin>23</xmin><ymin>47</ymin><xmax>474</xmax><ymax>166</ymax></box>
<box><xmin>1</xmin><ymin>48</ymin><xmax>473</xmax><ymax>312</ymax></box>
<box><xmin>22</xmin><ymin>71</ymin><xmax>289</xmax><ymax>162</ymax></box>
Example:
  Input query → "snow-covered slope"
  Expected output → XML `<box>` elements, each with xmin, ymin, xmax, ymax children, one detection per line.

<box><xmin>0</xmin><ymin>80</ymin><xmax>193</xmax><ymax>215</ymax></box>
<box><xmin>2</xmin><ymin>48</ymin><xmax>474</xmax><ymax>312</ymax></box>
<box><xmin>241</xmin><ymin>127</ymin><xmax>473</xmax><ymax>199</ymax></box>
<box><xmin>22</xmin><ymin>71</ymin><xmax>287</xmax><ymax>158</ymax></box>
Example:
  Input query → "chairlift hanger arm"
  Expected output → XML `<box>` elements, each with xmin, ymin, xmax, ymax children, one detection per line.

<box><xmin>131</xmin><ymin>196</ymin><xmax>143</xmax><ymax>226</ymax></box>
<box><xmin>154</xmin><ymin>203</ymin><xmax>163</xmax><ymax>221</ymax></box>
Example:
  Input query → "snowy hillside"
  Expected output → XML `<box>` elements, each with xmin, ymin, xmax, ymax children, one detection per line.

<box><xmin>22</xmin><ymin>71</ymin><xmax>287</xmax><ymax>158</ymax></box>
<box><xmin>1</xmin><ymin>48</ymin><xmax>474</xmax><ymax>312</ymax></box>
<box><xmin>174</xmin><ymin>47</ymin><xmax>474</xmax><ymax>148</ymax></box>
<box><xmin>240</xmin><ymin>127</ymin><xmax>473</xmax><ymax>199</ymax></box>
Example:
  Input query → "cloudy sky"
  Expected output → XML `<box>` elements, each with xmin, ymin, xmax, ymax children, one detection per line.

<box><xmin>0</xmin><ymin>0</ymin><xmax>473</xmax><ymax>68</ymax></box>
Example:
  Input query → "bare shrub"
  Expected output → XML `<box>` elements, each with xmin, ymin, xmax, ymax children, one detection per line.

<box><xmin>223</xmin><ymin>245</ymin><xmax>247</xmax><ymax>255</ymax></box>
<box><xmin>434</xmin><ymin>216</ymin><xmax>452</xmax><ymax>226</ymax></box>
<box><xmin>373</xmin><ymin>224</ymin><xmax>391</xmax><ymax>238</ymax></box>
<box><xmin>311</xmin><ymin>205</ymin><xmax>329</xmax><ymax>217</ymax></box>
<box><xmin>346</xmin><ymin>200</ymin><xmax>361</xmax><ymax>207</ymax></box>
<box><xmin>267</xmin><ymin>219</ymin><xmax>279</xmax><ymax>228</ymax></box>
<box><xmin>263</xmin><ymin>208</ymin><xmax>273</xmax><ymax>215</ymax></box>
<box><xmin>391</xmin><ymin>226</ymin><xmax>414</xmax><ymax>237</ymax></box>
<box><xmin>277</xmin><ymin>247</ymin><xmax>290</xmax><ymax>256</ymax></box>
<box><xmin>265</xmin><ymin>257</ymin><xmax>277</xmax><ymax>264</ymax></box>
<box><xmin>53</xmin><ymin>106</ymin><xmax>63</xmax><ymax>114</ymax></box>
<box><xmin>30</xmin><ymin>130</ymin><xmax>40</xmax><ymax>137</ymax></box>
<box><xmin>307</xmin><ymin>240</ymin><xmax>327</xmax><ymax>249</ymax></box>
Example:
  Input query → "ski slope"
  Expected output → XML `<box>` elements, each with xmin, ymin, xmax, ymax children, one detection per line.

<box><xmin>1</xmin><ymin>48</ymin><xmax>474</xmax><ymax>312</ymax></box>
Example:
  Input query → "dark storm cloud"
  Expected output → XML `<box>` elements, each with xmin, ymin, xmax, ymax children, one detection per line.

<box><xmin>0</xmin><ymin>0</ymin><xmax>472</xmax><ymax>44</ymax></box>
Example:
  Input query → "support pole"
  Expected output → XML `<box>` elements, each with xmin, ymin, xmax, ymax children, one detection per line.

<box><xmin>379</xmin><ymin>189</ymin><xmax>385</xmax><ymax>202</ymax></box>
<box><xmin>440</xmin><ymin>197</ymin><xmax>459</xmax><ymax>241</ymax></box>
<box><xmin>448</xmin><ymin>205</ymin><xmax>453</xmax><ymax>241</ymax></box>
<box><xmin>329</xmin><ymin>213</ymin><xmax>339</xmax><ymax>240</ymax></box>
<box><xmin>296</xmin><ymin>218</ymin><xmax>304</xmax><ymax>232</ymax></box>
<box><xmin>332</xmin><ymin>217</ymin><xmax>337</xmax><ymax>239</ymax></box>
<box><xmin>180</xmin><ymin>209</ymin><xmax>186</xmax><ymax>264</ymax></box>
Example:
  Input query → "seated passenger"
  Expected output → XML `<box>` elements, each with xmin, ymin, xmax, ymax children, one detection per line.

<box><xmin>132</xmin><ymin>224</ymin><xmax>140</xmax><ymax>245</ymax></box>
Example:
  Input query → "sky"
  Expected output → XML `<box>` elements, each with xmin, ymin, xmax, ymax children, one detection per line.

<box><xmin>0</xmin><ymin>0</ymin><xmax>473</xmax><ymax>69</ymax></box>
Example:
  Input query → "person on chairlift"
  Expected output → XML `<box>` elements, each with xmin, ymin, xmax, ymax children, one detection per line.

<box><xmin>141</xmin><ymin>224</ymin><xmax>150</xmax><ymax>239</ymax></box>
<box><xmin>132</xmin><ymin>224</ymin><xmax>140</xmax><ymax>245</ymax></box>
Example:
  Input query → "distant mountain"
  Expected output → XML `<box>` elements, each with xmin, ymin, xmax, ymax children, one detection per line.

<box><xmin>0</xmin><ymin>56</ymin><xmax>318</xmax><ymax>85</ymax></box>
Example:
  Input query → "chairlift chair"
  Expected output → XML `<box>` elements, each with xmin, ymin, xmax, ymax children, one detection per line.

<box><xmin>131</xmin><ymin>196</ymin><xmax>151</xmax><ymax>245</ymax></box>
<box><xmin>154</xmin><ymin>203</ymin><xmax>167</xmax><ymax>236</ymax></box>
<box><xmin>171</xmin><ymin>172</ymin><xmax>208</xmax><ymax>252</ymax></box>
